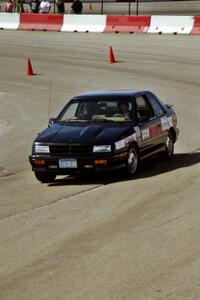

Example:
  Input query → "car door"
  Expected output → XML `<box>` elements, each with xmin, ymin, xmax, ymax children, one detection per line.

<box><xmin>135</xmin><ymin>93</ymin><xmax>164</xmax><ymax>159</ymax></box>
<box><xmin>145</xmin><ymin>91</ymin><xmax>167</xmax><ymax>145</ymax></box>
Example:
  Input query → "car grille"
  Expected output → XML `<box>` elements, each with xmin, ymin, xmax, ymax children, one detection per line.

<box><xmin>49</xmin><ymin>145</ymin><xmax>93</xmax><ymax>156</ymax></box>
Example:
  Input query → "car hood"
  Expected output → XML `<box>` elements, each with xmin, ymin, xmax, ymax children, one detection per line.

<box><xmin>35</xmin><ymin>122</ymin><xmax>134</xmax><ymax>144</ymax></box>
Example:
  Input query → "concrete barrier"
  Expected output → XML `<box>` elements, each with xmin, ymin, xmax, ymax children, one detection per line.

<box><xmin>148</xmin><ymin>16</ymin><xmax>194</xmax><ymax>34</ymax></box>
<box><xmin>61</xmin><ymin>15</ymin><xmax>106</xmax><ymax>32</ymax></box>
<box><xmin>104</xmin><ymin>16</ymin><xmax>151</xmax><ymax>33</ymax></box>
<box><xmin>0</xmin><ymin>13</ymin><xmax>199</xmax><ymax>35</ymax></box>
<box><xmin>191</xmin><ymin>16</ymin><xmax>200</xmax><ymax>35</ymax></box>
<box><xmin>0</xmin><ymin>13</ymin><xmax>20</xmax><ymax>30</ymax></box>
<box><xmin>18</xmin><ymin>13</ymin><xmax>63</xmax><ymax>31</ymax></box>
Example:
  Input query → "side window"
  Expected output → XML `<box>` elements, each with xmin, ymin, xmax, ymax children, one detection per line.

<box><xmin>135</xmin><ymin>95</ymin><xmax>153</xmax><ymax>122</ymax></box>
<box><xmin>146</xmin><ymin>93</ymin><xmax>164</xmax><ymax>116</ymax></box>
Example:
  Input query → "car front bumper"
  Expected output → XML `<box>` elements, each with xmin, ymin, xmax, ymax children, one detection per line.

<box><xmin>29</xmin><ymin>152</ymin><xmax>127</xmax><ymax>175</ymax></box>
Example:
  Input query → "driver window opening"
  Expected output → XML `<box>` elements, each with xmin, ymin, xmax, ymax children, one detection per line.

<box><xmin>136</xmin><ymin>95</ymin><xmax>153</xmax><ymax>122</ymax></box>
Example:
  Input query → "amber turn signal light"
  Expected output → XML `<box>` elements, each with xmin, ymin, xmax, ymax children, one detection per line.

<box><xmin>94</xmin><ymin>159</ymin><xmax>107</xmax><ymax>165</ymax></box>
<box><xmin>34</xmin><ymin>159</ymin><xmax>45</xmax><ymax>165</ymax></box>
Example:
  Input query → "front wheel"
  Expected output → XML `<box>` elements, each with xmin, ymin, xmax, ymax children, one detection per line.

<box><xmin>125</xmin><ymin>145</ymin><xmax>140</xmax><ymax>176</ymax></box>
<box><xmin>34</xmin><ymin>172</ymin><xmax>56</xmax><ymax>183</ymax></box>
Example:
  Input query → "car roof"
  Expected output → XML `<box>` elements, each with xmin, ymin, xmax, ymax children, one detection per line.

<box><xmin>72</xmin><ymin>90</ymin><xmax>150</xmax><ymax>100</ymax></box>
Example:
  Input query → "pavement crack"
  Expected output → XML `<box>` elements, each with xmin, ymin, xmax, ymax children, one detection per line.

<box><xmin>31</xmin><ymin>185</ymin><xmax>103</xmax><ymax>210</ymax></box>
<box><xmin>0</xmin><ymin>184</ymin><xmax>103</xmax><ymax>221</ymax></box>
<box><xmin>142</xmin><ymin>206</ymin><xmax>200</xmax><ymax>234</ymax></box>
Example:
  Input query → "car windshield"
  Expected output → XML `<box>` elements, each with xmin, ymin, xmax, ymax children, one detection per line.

<box><xmin>58</xmin><ymin>98</ymin><xmax>135</xmax><ymax>123</ymax></box>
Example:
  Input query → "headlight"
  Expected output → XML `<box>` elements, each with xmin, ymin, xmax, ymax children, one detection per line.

<box><xmin>93</xmin><ymin>145</ymin><xmax>111</xmax><ymax>153</ymax></box>
<box><xmin>35</xmin><ymin>145</ymin><xmax>50</xmax><ymax>153</ymax></box>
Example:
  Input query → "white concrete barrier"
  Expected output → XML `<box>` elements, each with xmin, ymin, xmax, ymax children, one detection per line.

<box><xmin>148</xmin><ymin>16</ymin><xmax>194</xmax><ymax>34</ymax></box>
<box><xmin>0</xmin><ymin>13</ymin><xmax>20</xmax><ymax>30</ymax></box>
<box><xmin>61</xmin><ymin>15</ymin><xmax>106</xmax><ymax>32</ymax></box>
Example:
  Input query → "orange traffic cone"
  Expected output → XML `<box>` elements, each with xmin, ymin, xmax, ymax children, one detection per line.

<box><xmin>109</xmin><ymin>46</ymin><xmax>116</xmax><ymax>64</ymax></box>
<box><xmin>27</xmin><ymin>58</ymin><xmax>34</xmax><ymax>76</ymax></box>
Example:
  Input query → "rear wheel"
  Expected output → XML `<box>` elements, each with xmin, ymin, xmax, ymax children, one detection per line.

<box><xmin>161</xmin><ymin>132</ymin><xmax>174</xmax><ymax>159</ymax></box>
<box><xmin>125</xmin><ymin>145</ymin><xmax>139</xmax><ymax>176</ymax></box>
<box><xmin>34</xmin><ymin>172</ymin><xmax>56</xmax><ymax>183</ymax></box>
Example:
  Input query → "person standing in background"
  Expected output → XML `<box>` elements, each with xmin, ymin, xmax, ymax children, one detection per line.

<box><xmin>5</xmin><ymin>0</ymin><xmax>13</xmax><ymax>12</ymax></box>
<box><xmin>56</xmin><ymin>0</ymin><xmax>64</xmax><ymax>14</ymax></box>
<box><xmin>39</xmin><ymin>0</ymin><xmax>51</xmax><ymax>13</ymax></box>
<box><xmin>30</xmin><ymin>0</ymin><xmax>40</xmax><ymax>13</ymax></box>
<box><xmin>68</xmin><ymin>0</ymin><xmax>83</xmax><ymax>14</ymax></box>
<box><xmin>14</xmin><ymin>0</ymin><xmax>24</xmax><ymax>13</ymax></box>
<box><xmin>0</xmin><ymin>0</ymin><xmax>3</xmax><ymax>12</ymax></box>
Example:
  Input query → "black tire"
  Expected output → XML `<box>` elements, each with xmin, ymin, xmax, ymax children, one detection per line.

<box><xmin>125</xmin><ymin>144</ymin><xmax>140</xmax><ymax>176</ymax></box>
<box><xmin>161</xmin><ymin>132</ymin><xmax>174</xmax><ymax>159</ymax></box>
<box><xmin>34</xmin><ymin>172</ymin><xmax>56</xmax><ymax>183</ymax></box>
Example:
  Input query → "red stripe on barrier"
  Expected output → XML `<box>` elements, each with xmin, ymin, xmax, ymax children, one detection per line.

<box><xmin>18</xmin><ymin>14</ymin><xmax>63</xmax><ymax>31</ymax></box>
<box><xmin>104</xmin><ymin>16</ymin><xmax>151</xmax><ymax>33</ymax></box>
<box><xmin>191</xmin><ymin>16</ymin><xmax>200</xmax><ymax>35</ymax></box>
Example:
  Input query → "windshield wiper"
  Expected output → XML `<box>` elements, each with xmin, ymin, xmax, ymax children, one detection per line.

<box><xmin>59</xmin><ymin>118</ymin><xmax>90</xmax><ymax>123</ymax></box>
<box><xmin>91</xmin><ymin>118</ymin><xmax>115</xmax><ymax>122</ymax></box>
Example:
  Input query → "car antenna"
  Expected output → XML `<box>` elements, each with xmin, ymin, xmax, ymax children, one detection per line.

<box><xmin>48</xmin><ymin>79</ymin><xmax>52</xmax><ymax>120</ymax></box>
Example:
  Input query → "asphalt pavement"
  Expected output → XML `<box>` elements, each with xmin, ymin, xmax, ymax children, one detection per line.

<box><xmin>0</xmin><ymin>28</ymin><xmax>200</xmax><ymax>299</ymax></box>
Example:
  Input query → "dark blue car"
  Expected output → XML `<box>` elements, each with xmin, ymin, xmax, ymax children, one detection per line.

<box><xmin>29</xmin><ymin>90</ymin><xmax>179</xmax><ymax>183</ymax></box>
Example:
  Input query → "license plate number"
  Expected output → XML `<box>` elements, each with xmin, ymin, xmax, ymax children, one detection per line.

<box><xmin>59</xmin><ymin>159</ymin><xmax>77</xmax><ymax>169</ymax></box>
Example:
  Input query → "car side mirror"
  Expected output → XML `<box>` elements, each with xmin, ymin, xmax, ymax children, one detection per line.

<box><xmin>48</xmin><ymin>117</ymin><xmax>56</xmax><ymax>127</ymax></box>
<box><xmin>165</xmin><ymin>104</ymin><xmax>173</xmax><ymax>109</ymax></box>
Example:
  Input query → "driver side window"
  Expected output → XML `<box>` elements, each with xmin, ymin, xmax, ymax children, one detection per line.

<box><xmin>136</xmin><ymin>95</ymin><xmax>153</xmax><ymax>122</ymax></box>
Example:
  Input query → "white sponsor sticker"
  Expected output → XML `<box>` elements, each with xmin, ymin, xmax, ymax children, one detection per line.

<box><xmin>142</xmin><ymin>128</ymin><xmax>150</xmax><ymax>140</ymax></box>
<box><xmin>115</xmin><ymin>139</ymin><xmax>126</xmax><ymax>150</ymax></box>
<box><xmin>125</xmin><ymin>133</ymin><xmax>136</xmax><ymax>144</ymax></box>
<box><xmin>134</xmin><ymin>126</ymin><xmax>141</xmax><ymax>138</ymax></box>
<box><xmin>168</xmin><ymin>116</ymin><xmax>173</xmax><ymax>127</ymax></box>
<box><xmin>161</xmin><ymin>116</ymin><xmax>169</xmax><ymax>131</ymax></box>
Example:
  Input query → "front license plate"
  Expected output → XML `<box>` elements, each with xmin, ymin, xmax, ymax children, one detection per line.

<box><xmin>59</xmin><ymin>159</ymin><xmax>77</xmax><ymax>169</ymax></box>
